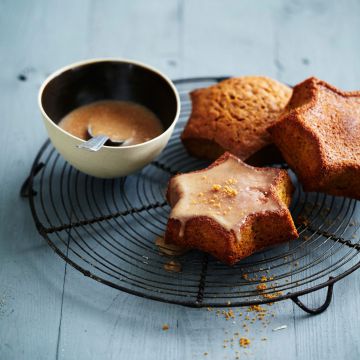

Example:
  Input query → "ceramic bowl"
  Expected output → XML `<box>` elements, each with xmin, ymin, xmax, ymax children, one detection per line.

<box><xmin>38</xmin><ymin>58</ymin><xmax>180</xmax><ymax>178</ymax></box>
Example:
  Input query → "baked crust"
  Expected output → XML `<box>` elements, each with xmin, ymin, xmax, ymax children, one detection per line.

<box><xmin>269</xmin><ymin>77</ymin><xmax>360</xmax><ymax>200</ymax></box>
<box><xmin>164</xmin><ymin>152</ymin><xmax>298</xmax><ymax>265</ymax></box>
<box><xmin>181</xmin><ymin>76</ymin><xmax>292</xmax><ymax>165</ymax></box>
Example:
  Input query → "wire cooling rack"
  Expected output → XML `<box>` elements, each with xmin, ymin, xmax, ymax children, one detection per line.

<box><xmin>21</xmin><ymin>77</ymin><xmax>360</xmax><ymax>314</ymax></box>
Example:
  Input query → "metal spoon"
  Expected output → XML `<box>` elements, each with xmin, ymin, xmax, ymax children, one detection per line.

<box><xmin>77</xmin><ymin>125</ymin><xmax>132</xmax><ymax>152</ymax></box>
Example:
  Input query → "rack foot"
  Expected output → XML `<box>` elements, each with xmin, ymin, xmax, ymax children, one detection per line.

<box><xmin>20</xmin><ymin>162</ymin><xmax>44</xmax><ymax>197</ymax></box>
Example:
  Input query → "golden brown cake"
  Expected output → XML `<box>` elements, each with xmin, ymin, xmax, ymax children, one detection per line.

<box><xmin>268</xmin><ymin>77</ymin><xmax>360</xmax><ymax>200</ymax></box>
<box><xmin>164</xmin><ymin>152</ymin><xmax>298</xmax><ymax>265</ymax></box>
<box><xmin>181</xmin><ymin>76</ymin><xmax>292</xmax><ymax>165</ymax></box>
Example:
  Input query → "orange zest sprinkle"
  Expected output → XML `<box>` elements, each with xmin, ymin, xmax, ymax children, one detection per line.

<box><xmin>223</xmin><ymin>185</ymin><xmax>238</xmax><ymax>196</ymax></box>
<box><xmin>239</xmin><ymin>337</ymin><xmax>251</xmax><ymax>348</ymax></box>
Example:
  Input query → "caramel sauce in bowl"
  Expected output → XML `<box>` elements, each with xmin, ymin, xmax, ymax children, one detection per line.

<box><xmin>38</xmin><ymin>59</ymin><xmax>180</xmax><ymax>178</ymax></box>
<box><xmin>59</xmin><ymin>100</ymin><xmax>164</xmax><ymax>145</ymax></box>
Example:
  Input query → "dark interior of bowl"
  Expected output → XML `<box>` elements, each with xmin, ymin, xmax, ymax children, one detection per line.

<box><xmin>41</xmin><ymin>61</ymin><xmax>178</xmax><ymax>130</ymax></box>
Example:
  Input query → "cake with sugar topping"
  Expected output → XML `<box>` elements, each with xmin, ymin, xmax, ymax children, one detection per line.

<box><xmin>164</xmin><ymin>152</ymin><xmax>298</xmax><ymax>265</ymax></box>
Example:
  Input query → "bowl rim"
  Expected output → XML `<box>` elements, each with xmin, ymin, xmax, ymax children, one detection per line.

<box><xmin>38</xmin><ymin>57</ymin><xmax>181</xmax><ymax>149</ymax></box>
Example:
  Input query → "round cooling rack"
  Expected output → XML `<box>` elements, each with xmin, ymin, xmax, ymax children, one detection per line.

<box><xmin>21</xmin><ymin>77</ymin><xmax>360</xmax><ymax>314</ymax></box>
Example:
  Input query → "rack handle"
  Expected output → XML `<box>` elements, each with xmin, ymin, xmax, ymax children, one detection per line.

<box><xmin>290</xmin><ymin>277</ymin><xmax>334</xmax><ymax>315</ymax></box>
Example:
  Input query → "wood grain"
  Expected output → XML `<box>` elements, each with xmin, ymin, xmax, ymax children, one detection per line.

<box><xmin>1</xmin><ymin>0</ymin><xmax>360</xmax><ymax>359</ymax></box>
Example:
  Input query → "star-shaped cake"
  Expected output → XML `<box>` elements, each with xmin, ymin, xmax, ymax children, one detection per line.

<box><xmin>269</xmin><ymin>77</ymin><xmax>360</xmax><ymax>200</ymax></box>
<box><xmin>164</xmin><ymin>152</ymin><xmax>298</xmax><ymax>265</ymax></box>
<box><xmin>181</xmin><ymin>76</ymin><xmax>292</xmax><ymax>165</ymax></box>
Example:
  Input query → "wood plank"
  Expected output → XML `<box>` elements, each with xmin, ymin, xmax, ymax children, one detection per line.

<box><xmin>57</xmin><ymin>1</ymin><xmax>297</xmax><ymax>360</ymax></box>
<box><xmin>182</xmin><ymin>0</ymin><xmax>281</xmax><ymax>77</ymax></box>
<box><xmin>1</xmin><ymin>0</ymin><xmax>360</xmax><ymax>359</ymax></box>
<box><xmin>56</xmin><ymin>1</ymin><xmax>187</xmax><ymax>359</ymax></box>
<box><xmin>85</xmin><ymin>0</ymin><xmax>183</xmax><ymax>79</ymax></box>
<box><xmin>56</xmin><ymin>266</ymin><xmax>299</xmax><ymax>360</ymax></box>
<box><xmin>0</xmin><ymin>0</ymin><xmax>90</xmax><ymax>359</ymax></box>
<box><xmin>275</xmin><ymin>0</ymin><xmax>360</xmax><ymax>88</ymax></box>
<box><xmin>276</xmin><ymin>1</ymin><xmax>360</xmax><ymax>359</ymax></box>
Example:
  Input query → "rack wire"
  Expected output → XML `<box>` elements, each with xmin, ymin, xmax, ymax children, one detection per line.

<box><xmin>21</xmin><ymin>77</ymin><xmax>360</xmax><ymax>314</ymax></box>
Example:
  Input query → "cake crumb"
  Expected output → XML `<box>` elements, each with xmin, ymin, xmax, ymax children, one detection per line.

<box><xmin>262</xmin><ymin>291</ymin><xmax>283</xmax><ymax>299</ymax></box>
<box><xmin>239</xmin><ymin>337</ymin><xmax>251</xmax><ymax>348</ymax></box>
<box><xmin>256</xmin><ymin>283</ymin><xmax>267</xmax><ymax>291</ymax></box>
<box><xmin>164</xmin><ymin>260</ymin><xmax>182</xmax><ymax>273</ymax></box>
<box><xmin>212</xmin><ymin>184</ymin><xmax>222</xmax><ymax>191</ymax></box>
<box><xmin>222</xmin><ymin>309</ymin><xmax>235</xmax><ymax>320</ymax></box>
<box><xmin>248</xmin><ymin>304</ymin><xmax>266</xmax><ymax>313</ymax></box>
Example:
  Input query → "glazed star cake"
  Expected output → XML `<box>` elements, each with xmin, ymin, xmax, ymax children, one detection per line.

<box><xmin>164</xmin><ymin>152</ymin><xmax>298</xmax><ymax>265</ymax></box>
<box><xmin>269</xmin><ymin>77</ymin><xmax>360</xmax><ymax>199</ymax></box>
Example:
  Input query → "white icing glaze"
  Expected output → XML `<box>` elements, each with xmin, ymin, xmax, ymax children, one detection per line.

<box><xmin>169</xmin><ymin>156</ymin><xmax>283</xmax><ymax>240</ymax></box>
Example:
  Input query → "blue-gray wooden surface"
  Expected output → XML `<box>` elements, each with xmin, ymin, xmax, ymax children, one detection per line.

<box><xmin>1</xmin><ymin>0</ymin><xmax>360</xmax><ymax>359</ymax></box>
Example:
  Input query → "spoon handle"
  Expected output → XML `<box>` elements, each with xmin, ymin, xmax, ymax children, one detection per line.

<box><xmin>77</xmin><ymin>135</ymin><xmax>110</xmax><ymax>152</ymax></box>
